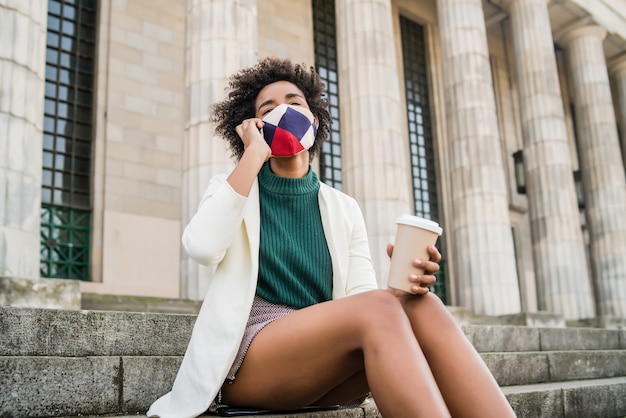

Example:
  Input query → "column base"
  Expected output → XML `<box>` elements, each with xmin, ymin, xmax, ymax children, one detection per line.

<box><xmin>0</xmin><ymin>276</ymin><xmax>81</xmax><ymax>310</ymax></box>
<box><xmin>497</xmin><ymin>312</ymin><xmax>566</xmax><ymax>328</ymax></box>
<box><xmin>567</xmin><ymin>315</ymin><xmax>626</xmax><ymax>329</ymax></box>
<box><xmin>447</xmin><ymin>307</ymin><xmax>567</xmax><ymax>327</ymax></box>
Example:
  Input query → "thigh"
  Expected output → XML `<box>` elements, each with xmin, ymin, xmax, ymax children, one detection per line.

<box><xmin>221</xmin><ymin>290</ymin><xmax>397</xmax><ymax>410</ymax></box>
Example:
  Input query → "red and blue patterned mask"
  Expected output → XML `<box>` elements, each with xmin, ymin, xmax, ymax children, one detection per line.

<box><xmin>261</xmin><ymin>104</ymin><xmax>317</xmax><ymax>157</ymax></box>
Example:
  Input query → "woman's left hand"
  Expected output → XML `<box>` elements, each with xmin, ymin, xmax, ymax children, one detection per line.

<box><xmin>386</xmin><ymin>244</ymin><xmax>441</xmax><ymax>296</ymax></box>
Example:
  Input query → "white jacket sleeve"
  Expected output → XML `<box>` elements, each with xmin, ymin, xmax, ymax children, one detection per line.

<box><xmin>182</xmin><ymin>175</ymin><xmax>250</xmax><ymax>266</ymax></box>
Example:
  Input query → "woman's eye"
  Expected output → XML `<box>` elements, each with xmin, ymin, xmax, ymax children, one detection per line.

<box><xmin>262</xmin><ymin>108</ymin><xmax>274</xmax><ymax>115</ymax></box>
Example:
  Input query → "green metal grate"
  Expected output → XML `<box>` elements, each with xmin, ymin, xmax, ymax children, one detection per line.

<box><xmin>40</xmin><ymin>205</ymin><xmax>91</xmax><ymax>281</ymax></box>
<box><xmin>40</xmin><ymin>0</ymin><xmax>97</xmax><ymax>281</ymax></box>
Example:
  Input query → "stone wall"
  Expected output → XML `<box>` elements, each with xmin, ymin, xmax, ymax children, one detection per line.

<box><xmin>83</xmin><ymin>0</ymin><xmax>186</xmax><ymax>298</ymax></box>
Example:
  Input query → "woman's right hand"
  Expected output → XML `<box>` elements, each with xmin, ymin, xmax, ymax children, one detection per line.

<box><xmin>235</xmin><ymin>118</ymin><xmax>271</xmax><ymax>162</ymax></box>
<box><xmin>227</xmin><ymin>118</ymin><xmax>271</xmax><ymax>197</ymax></box>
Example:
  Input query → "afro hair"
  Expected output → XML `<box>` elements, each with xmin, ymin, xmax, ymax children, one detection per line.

<box><xmin>211</xmin><ymin>57</ymin><xmax>332</xmax><ymax>161</ymax></box>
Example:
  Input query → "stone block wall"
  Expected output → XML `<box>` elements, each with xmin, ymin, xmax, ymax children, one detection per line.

<box><xmin>84</xmin><ymin>0</ymin><xmax>186</xmax><ymax>298</ymax></box>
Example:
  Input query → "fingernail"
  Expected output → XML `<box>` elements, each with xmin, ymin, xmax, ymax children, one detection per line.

<box><xmin>414</xmin><ymin>259</ymin><xmax>422</xmax><ymax>265</ymax></box>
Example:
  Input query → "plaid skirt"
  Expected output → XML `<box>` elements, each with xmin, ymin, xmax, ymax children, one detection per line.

<box><xmin>209</xmin><ymin>296</ymin><xmax>367</xmax><ymax>412</ymax></box>
<box><xmin>209</xmin><ymin>296</ymin><xmax>296</xmax><ymax>411</ymax></box>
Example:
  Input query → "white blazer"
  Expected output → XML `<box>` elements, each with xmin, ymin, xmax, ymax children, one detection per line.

<box><xmin>147</xmin><ymin>174</ymin><xmax>378</xmax><ymax>418</ymax></box>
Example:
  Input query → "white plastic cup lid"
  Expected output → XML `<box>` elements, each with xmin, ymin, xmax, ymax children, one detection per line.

<box><xmin>396</xmin><ymin>214</ymin><xmax>443</xmax><ymax>235</ymax></box>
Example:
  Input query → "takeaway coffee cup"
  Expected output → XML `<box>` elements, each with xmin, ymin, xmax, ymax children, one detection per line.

<box><xmin>387</xmin><ymin>214</ymin><xmax>443</xmax><ymax>294</ymax></box>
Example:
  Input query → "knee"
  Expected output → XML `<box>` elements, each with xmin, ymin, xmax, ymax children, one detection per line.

<box><xmin>415</xmin><ymin>291</ymin><xmax>446</xmax><ymax>310</ymax></box>
<box><xmin>360</xmin><ymin>290</ymin><xmax>411</xmax><ymax>329</ymax></box>
<box><xmin>402</xmin><ymin>292</ymin><xmax>456</xmax><ymax>328</ymax></box>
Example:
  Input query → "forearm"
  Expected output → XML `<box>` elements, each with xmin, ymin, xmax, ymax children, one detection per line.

<box><xmin>183</xmin><ymin>177</ymin><xmax>248</xmax><ymax>265</ymax></box>
<box><xmin>227</xmin><ymin>143</ymin><xmax>268</xmax><ymax>197</ymax></box>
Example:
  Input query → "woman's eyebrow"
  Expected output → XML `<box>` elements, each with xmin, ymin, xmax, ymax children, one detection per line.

<box><xmin>257</xmin><ymin>99</ymin><xmax>275</xmax><ymax>112</ymax></box>
<box><xmin>285</xmin><ymin>93</ymin><xmax>305</xmax><ymax>100</ymax></box>
<box><xmin>257</xmin><ymin>93</ymin><xmax>306</xmax><ymax>113</ymax></box>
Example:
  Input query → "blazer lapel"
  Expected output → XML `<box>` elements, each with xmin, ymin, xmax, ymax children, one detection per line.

<box><xmin>243</xmin><ymin>179</ymin><xmax>261</xmax><ymax>289</ymax></box>
<box><xmin>318</xmin><ymin>186</ymin><xmax>346</xmax><ymax>299</ymax></box>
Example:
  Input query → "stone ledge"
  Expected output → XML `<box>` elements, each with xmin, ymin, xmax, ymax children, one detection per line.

<box><xmin>81</xmin><ymin>293</ymin><xmax>201</xmax><ymax>315</ymax></box>
<box><xmin>0</xmin><ymin>307</ymin><xmax>195</xmax><ymax>357</ymax></box>
<box><xmin>497</xmin><ymin>312</ymin><xmax>566</xmax><ymax>328</ymax></box>
<box><xmin>0</xmin><ymin>276</ymin><xmax>80</xmax><ymax>310</ymax></box>
<box><xmin>568</xmin><ymin>315</ymin><xmax>626</xmax><ymax>329</ymax></box>
<box><xmin>447</xmin><ymin>307</ymin><xmax>568</xmax><ymax>328</ymax></box>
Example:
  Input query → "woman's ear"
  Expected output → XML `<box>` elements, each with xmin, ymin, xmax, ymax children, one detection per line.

<box><xmin>314</xmin><ymin>115</ymin><xmax>319</xmax><ymax>129</ymax></box>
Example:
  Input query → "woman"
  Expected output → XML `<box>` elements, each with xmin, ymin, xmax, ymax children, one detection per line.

<box><xmin>147</xmin><ymin>57</ymin><xmax>515</xmax><ymax>418</ymax></box>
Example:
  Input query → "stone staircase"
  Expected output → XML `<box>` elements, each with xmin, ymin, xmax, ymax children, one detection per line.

<box><xmin>1</xmin><ymin>304</ymin><xmax>625</xmax><ymax>418</ymax></box>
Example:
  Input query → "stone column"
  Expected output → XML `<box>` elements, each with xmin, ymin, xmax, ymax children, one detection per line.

<box><xmin>0</xmin><ymin>1</ymin><xmax>77</xmax><ymax>309</ymax></box>
<box><xmin>335</xmin><ymin>0</ymin><xmax>413</xmax><ymax>287</ymax></box>
<box><xmin>181</xmin><ymin>0</ymin><xmax>257</xmax><ymax>299</ymax></box>
<box><xmin>609</xmin><ymin>56</ymin><xmax>626</xmax><ymax>170</ymax></box>
<box><xmin>437</xmin><ymin>0</ymin><xmax>520</xmax><ymax>315</ymax></box>
<box><xmin>0</xmin><ymin>1</ymin><xmax>46</xmax><ymax>280</ymax></box>
<box><xmin>505</xmin><ymin>0</ymin><xmax>594</xmax><ymax>319</ymax></box>
<box><xmin>560</xmin><ymin>26</ymin><xmax>626</xmax><ymax>318</ymax></box>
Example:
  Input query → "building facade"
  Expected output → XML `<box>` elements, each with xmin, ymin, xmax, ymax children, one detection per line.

<box><xmin>1</xmin><ymin>0</ymin><xmax>625</xmax><ymax>321</ymax></box>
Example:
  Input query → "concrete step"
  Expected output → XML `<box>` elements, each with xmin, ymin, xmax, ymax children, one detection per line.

<box><xmin>2</xmin><ymin>355</ymin><xmax>181</xmax><ymax>416</ymax></box>
<box><xmin>1</xmin><ymin>306</ymin><xmax>196</xmax><ymax>357</ymax></box>
<box><xmin>463</xmin><ymin>324</ymin><xmax>626</xmax><ymax>352</ymax></box>
<box><xmin>49</xmin><ymin>378</ymin><xmax>626</xmax><ymax>418</ymax></box>
<box><xmin>2</xmin><ymin>306</ymin><xmax>626</xmax><ymax>418</ymax></box>
<box><xmin>502</xmin><ymin>376</ymin><xmax>626</xmax><ymax>418</ymax></box>
<box><xmin>5</xmin><ymin>352</ymin><xmax>626</xmax><ymax>417</ymax></box>
<box><xmin>5</xmin><ymin>348</ymin><xmax>625</xmax><ymax>408</ymax></box>
<box><xmin>3</xmin><ymin>306</ymin><xmax>625</xmax><ymax>356</ymax></box>
<box><xmin>483</xmin><ymin>349</ymin><xmax>626</xmax><ymax>385</ymax></box>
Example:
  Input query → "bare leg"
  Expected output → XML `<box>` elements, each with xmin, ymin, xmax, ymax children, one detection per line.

<box><xmin>311</xmin><ymin>369</ymin><xmax>368</xmax><ymax>406</ymax></box>
<box><xmin>398</xmin><ymin>293</ymin><xmax>516</xmax><ymax>418</ymax></box>
<box><xmin>222</xmin><ymin>290</ymin><xmax>450</xmax><ymax>417</ymax></box>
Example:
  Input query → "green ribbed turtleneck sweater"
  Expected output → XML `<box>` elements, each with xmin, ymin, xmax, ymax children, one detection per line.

<box><xmin>256</xmin><ymin>163</ymin><xmax>333</xmax><ymax>309</ymax></box>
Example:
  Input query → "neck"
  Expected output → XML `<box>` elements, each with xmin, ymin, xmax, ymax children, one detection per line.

<box><xmin>269</xmin><ymin>152</ymin><xmax>310</xmax><ymax>178</ymax></box>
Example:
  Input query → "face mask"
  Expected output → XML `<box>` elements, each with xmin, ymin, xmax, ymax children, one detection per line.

<box><xmin>261</xmin><ymin>104</ymin><xmax>317</xmax><ymax>157</ymax></box>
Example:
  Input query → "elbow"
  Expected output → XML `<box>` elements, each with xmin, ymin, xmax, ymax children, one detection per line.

<box><xmin>184</xmin><ymin>248</ymin><xmax>215</xmax><ymax>266</ymax></box>
<box><xmin>182</xmin><ymin>230</ymin><xmax>221</xmax><ymax>266</ymax></box>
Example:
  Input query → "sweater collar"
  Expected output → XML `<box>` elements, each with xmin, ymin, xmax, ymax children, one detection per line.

<box><xmin>258</xmin><ymin>162</ymin><xmax>319</xmax><ymax>195</ymax></box>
